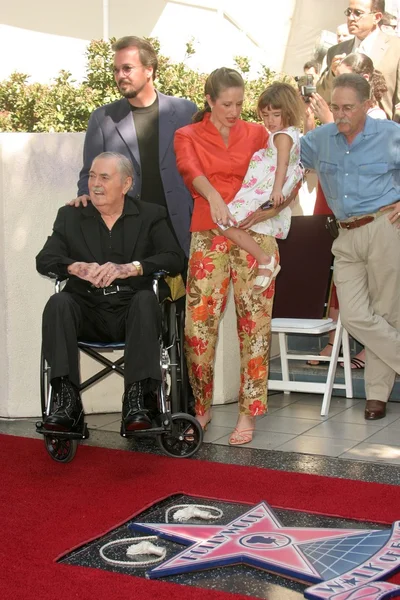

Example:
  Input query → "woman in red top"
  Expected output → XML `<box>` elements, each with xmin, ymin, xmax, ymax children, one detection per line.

<box><xmin>174</xmin><ymin>68</ymin><xmax>294</xmax><ymax>445</ymax></box>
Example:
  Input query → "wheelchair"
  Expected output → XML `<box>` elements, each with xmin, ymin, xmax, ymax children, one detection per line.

<box><xmin>35</xmin><ymin>274</ymin><xmax>203</xmax><ymax>463</ymax></box>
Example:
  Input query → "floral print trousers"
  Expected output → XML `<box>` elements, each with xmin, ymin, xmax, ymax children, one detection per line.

<box><xmin>185</xmin><ymin>229</ymin><xmax>278</xmax><ymax>417</ymax></box>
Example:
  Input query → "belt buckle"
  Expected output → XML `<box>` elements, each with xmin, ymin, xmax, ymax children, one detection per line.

<box><xmin>103</xmin><ymin>285</ymin><xmax>119</xmax><ymax>295</ymax></box>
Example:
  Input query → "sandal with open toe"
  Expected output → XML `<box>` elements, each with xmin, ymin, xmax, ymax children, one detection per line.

<box><xmin>254</xmin><ymin>257</ymin><xmax>281</xmax><ymax>294</ymax></box>
<box><xmin>307</xmin><ymin>343</ymin><xmax>333</xmax><ymax>367</ymax></box>
<box><xmin>228</xmin><ymin>427</ymin><xmax>255</xmax><ymax>446</ymax></box>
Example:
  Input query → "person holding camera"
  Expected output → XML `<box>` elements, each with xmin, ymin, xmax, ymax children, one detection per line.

<box><xmin>217</xmin><ymin>82</ymin><xmax>304</xmax><ymax>293</ymax></box>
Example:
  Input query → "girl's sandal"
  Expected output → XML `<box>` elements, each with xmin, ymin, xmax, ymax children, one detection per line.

<box><xmin>254</xmin><ymin>257</ymin><xmax>281</xmax><ymax>294</ymax></box>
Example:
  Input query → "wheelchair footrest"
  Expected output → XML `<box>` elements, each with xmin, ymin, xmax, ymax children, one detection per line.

<box><xmin>35</xmin><ymin>421</ymin><xmax>89</xmax><ymax>440</ymax></box>
<box><xmin>121</xmin><ymin>413</ymin><xmax>173</xmax><ymax>437</ymax></box>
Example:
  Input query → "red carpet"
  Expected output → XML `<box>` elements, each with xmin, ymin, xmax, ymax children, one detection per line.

<box><xmin>2</xmin><ymin>433</ymin><xmax>400</xmax><ymax>600</ymax></box>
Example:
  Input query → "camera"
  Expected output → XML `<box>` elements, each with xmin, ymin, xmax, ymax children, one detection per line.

<box><xmin>294</xmin><ymin>74</ymin><xmax>317</xmax><ymax>102</ymax></box>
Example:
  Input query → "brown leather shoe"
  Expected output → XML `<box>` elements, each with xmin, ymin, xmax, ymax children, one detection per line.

<box><xmin>364</xmin><ymin>400</ymin><xmax>387</xmax><ymax>420</ymax></box>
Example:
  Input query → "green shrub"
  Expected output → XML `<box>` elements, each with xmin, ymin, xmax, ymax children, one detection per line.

<box><xmin>0</xmin><ymin>38</ymin><xmax>294</xmax><ymax>132</ymax></box>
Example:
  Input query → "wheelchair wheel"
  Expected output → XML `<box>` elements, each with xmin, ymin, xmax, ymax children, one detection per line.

<box><xmin>44</xmin><ymin>435</ymin><xmax>78</xmax><ymax>463</ymax></box>
<box><xmin>157</xmin><ymin>413</ymin><xmax>203</xmax><ymax>458</ymax></box>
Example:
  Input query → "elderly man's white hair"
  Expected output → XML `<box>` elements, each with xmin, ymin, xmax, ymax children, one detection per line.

<box><xmin>93</xmin><ymin>152</ymin><xmax>134</xmax><ymax>181</ymax></box>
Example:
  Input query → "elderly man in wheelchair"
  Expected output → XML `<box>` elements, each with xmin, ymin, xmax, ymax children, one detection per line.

<box><xmin>36</xmin><ymin>151</ymin><xmax>193</xmax><ymax>449</ymax></box>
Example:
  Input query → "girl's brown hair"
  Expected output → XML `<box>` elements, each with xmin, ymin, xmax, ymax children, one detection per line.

<box><xmin>192</xmin><ymin>67</ymin><xmax>244</xmax><ymax>123</ymax></box>
<box><xmin>257</xmin><ymin>82</ymin><xmax>303</xmax><ymax>128</ymax></box>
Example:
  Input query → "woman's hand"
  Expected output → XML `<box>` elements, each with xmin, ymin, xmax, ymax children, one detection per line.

<box><xmin>238</xmin><ymin>180</ymin><xmax>302</xmax><ymax>230</ymax></box>
<box><xmin>238</xmin><ymin>207</ymin><xmax>278</xmax><ymax>229</ymax></box>
<box><xmin>309</xmin><ymin>93</ymin><xmax>333</xmax><ymax>124</ymax></box>
<box><xmin>209</xmin><ymin>190</ymin><xmax>236</xmax><ymax>228</ymax></box>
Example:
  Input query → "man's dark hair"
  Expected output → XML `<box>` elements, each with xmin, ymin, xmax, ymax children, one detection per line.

<box><xmin>112</xmin><ymin>36</ymin><xmax>158</xmax><ymax>79</ymax></box>
<box><xmin>303</xmin><ymin>60</ymin><xmax>320</xmax><ymax>74</ymax></box>
<box><xmin>332</xmin><ymin>73</ymin><xmax>371</xmax><ymax>103</ymax></box>
<box><xmin>371</xmin><ymin>0</ymin><xmax>385</xmax><ymax>12</ymax></box>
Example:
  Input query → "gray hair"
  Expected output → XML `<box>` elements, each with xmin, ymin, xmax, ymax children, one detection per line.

<box><xmin>93</xmin><ymin>152</ymin><xmax>134</xmax><ymax>182</ymax></box>
<box><xmin>332</xmin><ymin>73</ymin><xmax>371</xmax><ymax>103</ymax></box>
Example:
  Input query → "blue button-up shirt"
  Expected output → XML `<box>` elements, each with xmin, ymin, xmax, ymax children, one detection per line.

<box><xmin>300</xmin><ymin>116</ymin><xmax>400</xmax><ymax>219</ymax></box>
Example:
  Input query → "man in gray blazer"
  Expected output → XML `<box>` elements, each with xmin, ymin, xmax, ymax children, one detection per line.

<box><xmin>76</xmin><ymin>36</ymin><xmax>197</xmax><ymax>256</ymax></box>
<box><xmin>317</xmin><ymin>0</ymin><xmax>400</xmax><ymax>120</ymax></box>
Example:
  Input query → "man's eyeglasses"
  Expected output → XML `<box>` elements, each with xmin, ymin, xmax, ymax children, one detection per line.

<box><xmin>330</xmin><ymin>104</ymin><xmax>359</xmax><ymax>114</ymax></box>
<box><xmin>344</xmin><ymin>8</ymin><xmax>375</xmax><ymax>20</ymax></box>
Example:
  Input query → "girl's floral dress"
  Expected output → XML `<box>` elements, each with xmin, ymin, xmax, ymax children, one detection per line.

<box><xmin>227</xmin><ymin>126</ymin><xmax>303</xmax><ymax>239</ymax></box>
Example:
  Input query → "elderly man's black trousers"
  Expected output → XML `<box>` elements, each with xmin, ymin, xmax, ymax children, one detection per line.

<box><xmin>42</xmin><ymin>290</ymin><xmax>161</xmax><ymax>388</ymax></box>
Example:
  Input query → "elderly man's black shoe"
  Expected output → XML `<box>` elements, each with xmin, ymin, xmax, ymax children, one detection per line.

<box><xmin>122</xmin><ymin>381</ymin><xmax>152</xmax><ymax>432</ymax></box>
<box><xmin>44</xmin><ymin>377</ymin><xmax>84</xmax><ymax>432</ymax></box>
<box><xmin>364</xmin><ymin>400</ymin><xmax>386</xmax><ymax>420</ymax></box>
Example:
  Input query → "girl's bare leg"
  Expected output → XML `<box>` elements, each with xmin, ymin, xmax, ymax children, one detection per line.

<box><xmin>221</xmin><ymin>226</ymin><xmax>274</xmax><ymax>280</ymax></box>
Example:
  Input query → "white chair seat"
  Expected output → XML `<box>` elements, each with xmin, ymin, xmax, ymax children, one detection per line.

<box><xmin>272</xmin><ymin>318</ymin><xmax>333</xmax><ymax>333</ymax></box>
<box><xmin>268</xmin><ymin>315</ymin><xmax>353</xmax><ymax>416</ymax></box>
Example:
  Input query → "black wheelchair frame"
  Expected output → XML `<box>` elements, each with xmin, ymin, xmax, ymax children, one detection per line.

<box><xmin>36</xmin><ymin>274</ymin><xmax>203</xmax><ymax>462</ymax></box>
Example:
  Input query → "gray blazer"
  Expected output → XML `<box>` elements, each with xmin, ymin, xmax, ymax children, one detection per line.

<box><xmin>316</xmin><ymin>31</ymin><xmax>400</xmax><ymax>120</ymax></box>
<box><xmin>77</xmin><ymin>92</ymin><xmax>197</xmax><ymax>255</ymax></box>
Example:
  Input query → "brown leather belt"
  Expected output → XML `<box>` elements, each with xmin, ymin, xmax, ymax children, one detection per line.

<box><xmin>337</xmin><ymin>216</ymin><xmax>375</xmax><ymax>230</ymax></box>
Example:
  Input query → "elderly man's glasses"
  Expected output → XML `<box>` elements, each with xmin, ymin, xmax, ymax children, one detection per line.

<box><xmin>344</xmin><ymin>8</ymin><xmax>375</xmax><ymax>20</ymax></box>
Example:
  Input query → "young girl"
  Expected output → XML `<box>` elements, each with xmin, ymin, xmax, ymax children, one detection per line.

<box><xmin>220</xmin><ymin>82</ymin><xmax>304</xmax><ymax>292</ymax></box>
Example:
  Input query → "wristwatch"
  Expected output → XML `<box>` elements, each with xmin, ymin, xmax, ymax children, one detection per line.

<box><xmin>132</xmin><ymin>261</ymin><xmax>143</xmax><ymax>276</ymax></box>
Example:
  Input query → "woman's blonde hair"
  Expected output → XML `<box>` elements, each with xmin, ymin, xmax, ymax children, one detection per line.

<box><xmin>257</xmin><ymin>82</ymin><xmax>303</xmax><ymax>128</ymax></box>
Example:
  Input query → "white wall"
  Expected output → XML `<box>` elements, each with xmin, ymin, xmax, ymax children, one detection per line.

<box><xmin>0</xmin><ymin>133</ymin><xmax>84</xmax><ymax>417</ymax></box>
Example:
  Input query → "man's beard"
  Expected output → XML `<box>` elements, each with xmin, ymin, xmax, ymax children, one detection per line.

<box><xmin>117</xmin><ymin>81</ymin><xmax>146</xmax><ymax>99</ymax></box>
<box><xmin>118</xmin><ymin>86</ymin><xmax>138</xmax><ymax>99</ymax></box>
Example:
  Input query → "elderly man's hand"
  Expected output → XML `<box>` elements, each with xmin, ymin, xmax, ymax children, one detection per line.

<box><xmin>67</xmin><ymin>194</ymin><xmax>91</xmax><ymax>207</ymax></box>
<box><xmin>67</xmin><ymin>262</ymin><xmax>102</xmax><ymax>285</ymax></box>
<box><xmin>381</xmin><ymin>201</ymin><xmax>400</xmax><ymax>228</ymax></box>
<box><xmin>94</xmin><ymin>262</ymin><xmax>139</xmax><ymax>288</ymax></box>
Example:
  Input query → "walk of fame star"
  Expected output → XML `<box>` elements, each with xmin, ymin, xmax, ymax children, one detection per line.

<box><xmin>129</xmin><ymin>501</ymin><xmax>385</xmax><ymax>582</ymax></box>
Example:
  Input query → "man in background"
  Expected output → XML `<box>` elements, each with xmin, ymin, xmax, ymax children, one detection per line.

<box><xmin>303</xmin><ymin>60</ymin><xmax>320</xmax><ymax>77</ymax></box>
<box><xmin>317</xmin><ymin>0</ymin><xmax>400</xmax><ymax>120</ymax></box>
<box><xmin>336</xmin><ymin>23</ymin><xmax>354</xmax><ymax>43</ymax></box>
<box><xmin>380</xmin><ymin>11</ymin><xmax>398</xmax><ymax>34</ymax></box>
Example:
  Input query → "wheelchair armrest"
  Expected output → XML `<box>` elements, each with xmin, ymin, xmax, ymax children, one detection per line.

<box><xmin>54</xmin><ymin>278</ymin><xmax>68</xmax><ymax>293</ymax></box>
<box><xmin>152</xmin><ymin>270</ymin><xmax>168</xmax><ymax>281</ymax></box>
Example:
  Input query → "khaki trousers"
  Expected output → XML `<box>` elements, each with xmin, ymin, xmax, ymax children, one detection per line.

<box><xmin>332</xmin><ymin>214</ymin><xmax>400</xmax><ymax>402</ymax></box>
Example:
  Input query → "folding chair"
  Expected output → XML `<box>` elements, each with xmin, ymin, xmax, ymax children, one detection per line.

<box><xmin>269</xmin><ymin>215</ymin><xmax>353</xmax><ymax>416</ymax></box>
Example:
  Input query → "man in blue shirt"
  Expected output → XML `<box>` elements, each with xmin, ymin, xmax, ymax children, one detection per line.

<box><xmin>301</xmin><ymin>73</ymin><xmax>400</xmax><ymax>420</ymax></box>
